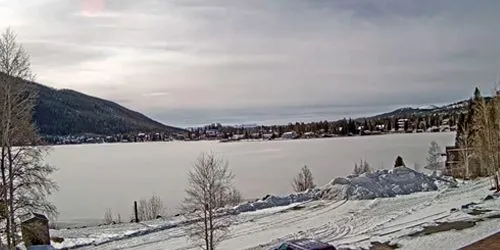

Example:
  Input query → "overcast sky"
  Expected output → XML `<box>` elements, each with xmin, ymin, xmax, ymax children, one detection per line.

<box><xmin>1</xmin><ymin>0</ymin><xmax>499</xmax><ymax>126</ymax></box>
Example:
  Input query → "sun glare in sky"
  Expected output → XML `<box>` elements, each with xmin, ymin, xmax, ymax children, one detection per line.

<box><xmin>81</xmin><ymin>0</ymin><xmax>105</xmax><ymax>14</ymax></box>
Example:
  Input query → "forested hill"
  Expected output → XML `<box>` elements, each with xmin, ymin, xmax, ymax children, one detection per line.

<box><xmin>28</xmin><ymin>81</ymin><xmax>184</xmax><ymax>136</ymax></box>
<box><xmin>366</xmin><ymin>97</ymin><xmax>493</xmax><ymax>121</ymax></box>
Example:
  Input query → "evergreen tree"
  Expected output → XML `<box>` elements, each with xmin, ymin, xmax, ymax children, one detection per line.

<box><xmin>471</xmin><ymin>87</ymin><xmax>491</xmax><ymax>176</ymax></box>
<box><xmin>456</xmin><ymin>112</ymin><xmax>473</xmax><ymax>179</ymax></box>
<box><xmin>455</xmin><ymin>112</ymin><xmax>467</xmax><ymax>147</ymax></box>
<box><xmin>394</xmin><ymin>156</ymin><xmax>405</xmax><ymax>168</ymax></box>
<box><xmin>488</xmin><ymin>93</ymin><xmax>500</xmax><ymax>187</ymax></box>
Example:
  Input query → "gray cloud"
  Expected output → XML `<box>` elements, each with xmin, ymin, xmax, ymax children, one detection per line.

<box><xmin>1</xmin><ymin>0</ymin><xmax>499</xmax><ymax>126</ymax></box>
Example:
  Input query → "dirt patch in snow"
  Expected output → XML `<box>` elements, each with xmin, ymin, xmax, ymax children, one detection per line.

<box><xmin>485</xmin><ymin>213</ymin><xmax>500</xmax><ymax>219</ymax></box>
<box><xmin>408</xmin><ymin>221</ymin><xmax>477</xmax><ymax>237</ymax></box>
<box><xmin>467</xmin><ymin>209</ymin><xmax>493</xmax><ymax>216</ymax></box>
<box><xmin>368</xmin><ymin>241</ymin><xmax>400</xmax><ymax>250</ymax></box>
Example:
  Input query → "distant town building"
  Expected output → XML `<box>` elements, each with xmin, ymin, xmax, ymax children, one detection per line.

<box><xmin>282</xmin><ymin>131</ymin><xmax>298</xmax><ymax>139</ymax></box>
<box><xmin>397</xmin><ymin>119</ymin><xmax>408</xmax><ymax>132</ymax></box>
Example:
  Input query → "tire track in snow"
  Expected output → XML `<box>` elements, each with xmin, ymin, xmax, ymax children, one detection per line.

<box><xmin>228</xmin><ymin>200</ymin><xmax>348</xmax><ymax>240</ymax></box>
<box><xmin>282</xmin><ymin>192</ymin><xmax>441</xmax><ymax>245</ymax></box>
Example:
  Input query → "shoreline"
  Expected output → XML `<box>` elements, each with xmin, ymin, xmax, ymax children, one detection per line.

<box><xmin>47</xmin><ymin>131</ymin><xmax>454</xmax><ymax>147</ymax></box>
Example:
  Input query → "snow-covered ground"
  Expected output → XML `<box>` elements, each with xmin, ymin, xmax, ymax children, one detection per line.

<box><xmin>51</xmin><ymin>178</ymin><xmax>500</xmax><ymax>250</ymax></box>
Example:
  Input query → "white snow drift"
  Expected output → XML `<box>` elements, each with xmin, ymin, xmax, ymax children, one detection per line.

<box><xmin>234</xmin><ymin>167</ymin><xmax>444</xmax><ymax>214</ymax></box>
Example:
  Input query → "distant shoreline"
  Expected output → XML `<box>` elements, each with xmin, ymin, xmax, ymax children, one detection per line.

<box><xmin>47</xmin><ymin>131</ymin><xmax>455</xmax><ymax>147</ymax></box>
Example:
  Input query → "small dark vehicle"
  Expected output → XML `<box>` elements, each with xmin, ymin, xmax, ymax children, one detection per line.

<box><xmin>272</xmin><ymin>239</ymin><xmax>336</xmax><ymax>250</ymax></box>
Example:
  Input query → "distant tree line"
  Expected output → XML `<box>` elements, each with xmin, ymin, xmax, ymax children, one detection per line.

<box><xmin>190</xmin><ymin>110</ymin><xmax>462</xmax><ymax>141</ymax></box>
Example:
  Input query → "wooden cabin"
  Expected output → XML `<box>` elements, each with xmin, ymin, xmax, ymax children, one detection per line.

<box><xmin>21</xmin><ymin>212</ymin><xmax>51</xmax><ymax>248</ymax></box>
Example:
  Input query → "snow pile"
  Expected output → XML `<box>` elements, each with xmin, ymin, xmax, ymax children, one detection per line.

<box><xmin>231</xmin><ymin>167</ymin><xmax>445</xmax><ymax>213</ymax></box>
<box><xmin>320</xmin><ymin>167</ymin><xmax>439</xmax><ymax>200</ymax></box>
<box><xmin>233</xmin><ymin>190</ymin><xmax>319</xmax><ymax>213</ymax></box>
<box><xmin>51</xmin><ymin>221</ymin><xmax>178</xmax><ymax>249</ymax></box>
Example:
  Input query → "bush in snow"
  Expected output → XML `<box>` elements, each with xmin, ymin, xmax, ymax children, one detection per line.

<box><xmin>138</xmin><ymin>194</ymin><xmax>165</xmax><ymax>221</ymax></box>
<box><xmin>216</xmin><ymin>187</ymin><xmax>243</xmax><ymax>208</ymax></box>
<box><xmin>353</xmin><ymin>160</ymin><xmax>372</xmax><ymax>175</ymax></box>
<box><xmin>226</xmin><ymin>187</ymin><xmax>243</xmax><ymax>207</ymax></box>
<box><xmin>103</xmin><ymin>208</ymin><xmax>113</xmax><ymax>225</ymax></box>
<box><xmin>292</xmin><ymin>165</ymin><xmax>316</xmax><ymax>192</ymax></box>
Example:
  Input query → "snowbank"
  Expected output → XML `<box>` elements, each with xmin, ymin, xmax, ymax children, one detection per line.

<box><xmin>320</xmin><ymin>167</ymin><xmax>440</xmax><ymax>200</ymax></box>
<box><xmin>233</xmin><ymin>190</ymin><xmax>320</xmax><ymax>213</ymax></box>
<box><xmin>51</xmin><ymin>221</ymin><xmax>178</xmax><ymax>249</ymax></box>
<box><xmin>231</xmin><ymin>167</ymin><xmax>447</xmax><ymax>213</ymax></box>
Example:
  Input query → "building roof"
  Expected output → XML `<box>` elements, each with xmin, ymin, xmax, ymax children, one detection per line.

<box><xmin>20</xmin><ymin>212</ymin><xmax>48</xmax><ymax>223</ymax></box>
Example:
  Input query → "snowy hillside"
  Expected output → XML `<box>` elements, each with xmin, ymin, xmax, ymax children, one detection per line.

<box><xmin>48</xmin><ymin>176</ymin><xmax>500</xmax><ymax>250</ymax></box>
<box><xmin>368</xmin><ymin>99</ymin><xmax>476</xmax><ymax>120</ymax></box>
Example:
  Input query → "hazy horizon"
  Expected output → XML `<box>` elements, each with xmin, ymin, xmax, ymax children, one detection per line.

<box><xmin>158</xmin><ymin>101</ymin><xmax>456</xmax><ymax>128</ymax></box>
<box><xmin>1</xmin><ymin>0</ymin><xmax>499</xmax><ymax>126</ymax></box>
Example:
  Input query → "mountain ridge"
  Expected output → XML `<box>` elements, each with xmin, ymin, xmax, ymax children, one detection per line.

<box><xmin>0</xmin><ymin>73</ymin><xmax>184</xmax><ymax>136</ymax></box>
<box><xmin>363</xmin><ymin>98</ymin><xmax>475</xmax><ymax>121</ymax></box>
<box><xmin>32</xmin><ymin>82</ymin><xmax>185</xmax><ymax>135</ymax></box>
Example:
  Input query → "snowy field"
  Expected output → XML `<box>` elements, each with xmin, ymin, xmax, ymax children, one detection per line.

<box><xmin>51</xmin><ymin>178</ymin><xmax>500</xmax><ymax>250</ymax></box>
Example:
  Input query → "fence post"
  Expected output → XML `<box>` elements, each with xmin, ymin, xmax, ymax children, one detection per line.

<box><xmin>134</xmin><ymin>201</ymin><xmax>139</xmax><ymax>223</ymax></box>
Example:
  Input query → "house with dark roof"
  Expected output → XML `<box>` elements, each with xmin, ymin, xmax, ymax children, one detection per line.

<box><xmin>21</xmin><ymin>212</ymin><xmax>51</xmax><ymax>248</ymax></box>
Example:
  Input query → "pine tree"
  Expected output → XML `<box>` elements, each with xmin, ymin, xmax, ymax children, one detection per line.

<box><xmin>488</xmin><ymin>93</ymin><xmax>500</xmax><ymax>188</ymax></box>
<box><xmin>472</xmin><ymin>88</ymin><xmax>492</xmax><ymax>176</ymax></box>
<box><xmin>455</xmin><ymin>110</ymin><xmax>467</xmax><ymax>147</ymax></box>
<box><xmin>465</xmin><ymin>88</ymin><xmax>486</xmax><ymax>177</ymax></box>
<box><xmin>394</xmin><ymin>156</ymin><xmax>405</xmax><ymax>168</ymax></box>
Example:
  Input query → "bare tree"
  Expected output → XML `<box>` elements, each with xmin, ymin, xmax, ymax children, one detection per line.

<box><xmin>0</xmin><ymin>28</ymin><xmax>58</xmax><ymax>248</ymax></box>
<box><xmin>225</xmin><ymin>187</ymin><xmax>242</xmax><ymax>207</ymax></box>
<box><xmin>104</xmin><ymin>208</ymin><xmax>113</xmax><ymax>225</ymax></box>
<box><xmin>413</xmin><ymin>163</ymin><xmax>422</xmax><ymax>172</ymax></box>
<box><xmin>426</xmin><ymin>141</ymin><xmax>442</xmax><ymax>175</ymax></box>
<box><xmin>292</xmin><ymin>165</ymin><xmax>315</xmax><ymax>192</ymax></box>
<box><xmin>488</xmin><ymin>93</ymin><xmax>500</xmax><ymax>187</ymax></box>
<box><xmin>457</xmin><ymin>121</ymin><xmax>473</xmax><ymax>179</ymax></box>
<box><xmin>353</xmin><ymin>160</ymin><xmax>373</xmax><ymax>175</ymax></box>
<box><xmin>353</xmin><ymin>160</ymin><xmax>372</xmax><ymax>175</ymax></box>
<box><xmin>215</xmin><ymin>186</ymin><xmax>242</xmax><ymax>208</ymax></box>
<box><xmin>138</xmin><ymin>194</ymin><xmax>164</xmax><ymax>221</ymax></box>
<box><xmin>183</xmin><ymin>152</ymin><xmax>236</xmax><ymax>250</ymax></box>
<box><xmin>116</xmin><ymin>213</ymin><xmax>122</xmax><ymax>224</ymax></box>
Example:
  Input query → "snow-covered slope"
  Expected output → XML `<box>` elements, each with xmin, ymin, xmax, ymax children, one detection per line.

<box><xmin>50</xmin><ymin>178</ymin><xmax>500</xmax><ymax>250</ymax></box>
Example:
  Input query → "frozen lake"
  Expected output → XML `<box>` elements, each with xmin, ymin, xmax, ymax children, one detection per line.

<box><xmin>47</xmin><ymin>132</ymin><xmax>455</xmax><ymax>225</ymax></box>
